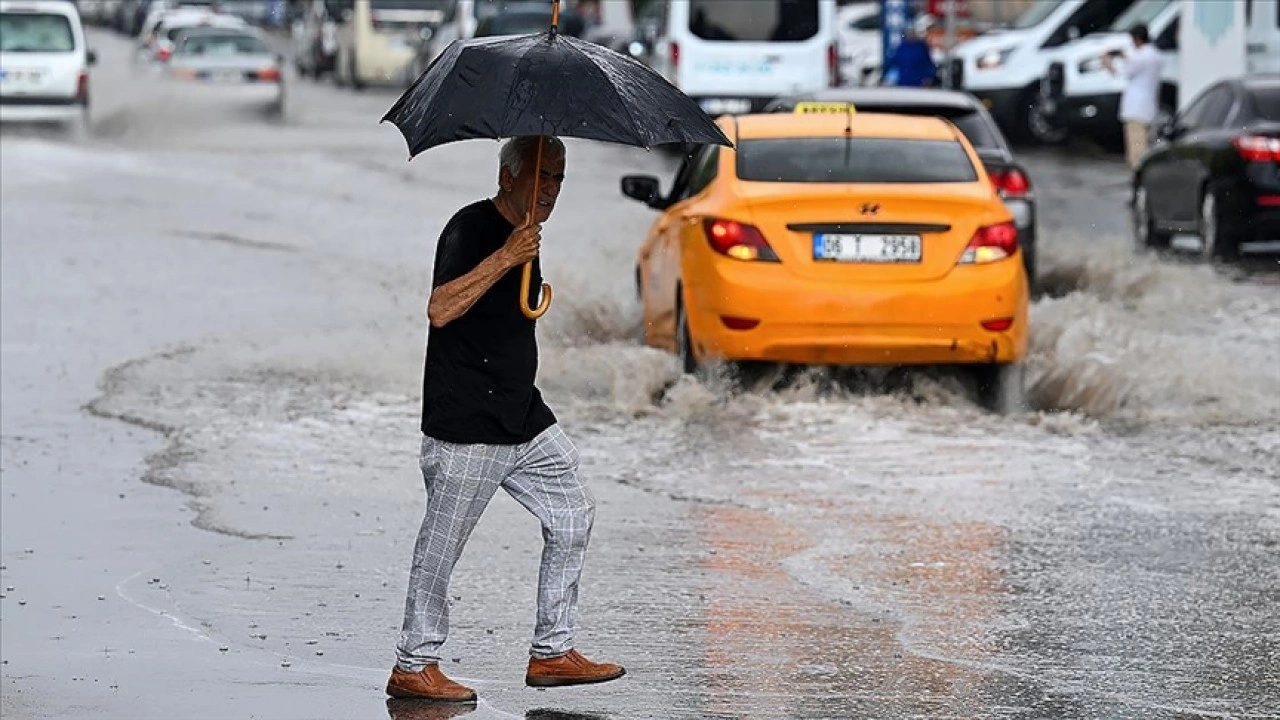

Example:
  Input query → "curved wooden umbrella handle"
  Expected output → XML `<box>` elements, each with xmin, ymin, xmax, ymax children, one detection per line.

<box><xmin>520</xmin><ymin>262</ymin><xmax>552</xmax><ymax>319</ymax></box>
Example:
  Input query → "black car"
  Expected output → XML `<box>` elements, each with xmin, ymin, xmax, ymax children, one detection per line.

<box><xmin>765</xmin><ymin>87</ymin><xmax>1040</xmax><ymax>287</ymax></box>
<box><xmin>1133</xmin><ymin>74</ymin><xmax>1280</xmax><ymax>261</ymax></box>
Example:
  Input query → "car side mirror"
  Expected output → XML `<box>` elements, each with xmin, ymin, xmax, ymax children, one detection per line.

<box><xmin>1157</xmin><ymin>120</ymin><xmax>1179</xmax><ymax>140</ymax></box>
<box><xmin>621</xmin><ymin>174</ymin><xmax>663</xmax><ymax>208</ymax></box>
<box><xmin>86</xmin><ymin>49</ymin><xmax>98</xmax><ymax>66</ymax></box>
<box><xmin>1066</xmin><ymin>25</ymin><xmax>1080</xmax><ymax>41</ymax></box>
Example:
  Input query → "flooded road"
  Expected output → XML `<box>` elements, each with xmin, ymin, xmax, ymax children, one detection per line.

<box><xmin>2</xmin><ymin>29</ymin><xmax>1277</xmax><ymax>720</ymax></box>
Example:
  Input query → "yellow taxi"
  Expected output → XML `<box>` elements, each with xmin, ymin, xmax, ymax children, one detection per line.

<box><xmin>619</xmin><ymin>103</ymin><xmax>1030</xmax><ymax>411</ymax></box>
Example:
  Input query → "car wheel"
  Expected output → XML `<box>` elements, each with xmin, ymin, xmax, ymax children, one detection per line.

<box><xmin>1199</xmin><ymin>187</ymin><xmax>1239</xmax><ymax>263</ymax></box>
<box><xmin>976</xmin><ymin>363</ymin><xmax>1026</xmax><ymax>415</ymax></box>
<box><xmin>1131</xmin><ymin>184</ymin><xmax>1169</xmax><ymax>253</ymax></box>
<box><xmin>675</xmin><ymin>297</ymin><xmax>698</xmax><ymax>376</ymax></box>
<box><xmin>1022</xmin><ymin>89</ymin><xmax>1069</xmax><ymax>146</ymax></box>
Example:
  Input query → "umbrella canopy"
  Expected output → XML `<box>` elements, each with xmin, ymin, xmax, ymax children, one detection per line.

<box><xmin>381</xmin><ymin>30</ymin><xmax>734</xmax><ymax>156</ymax></box>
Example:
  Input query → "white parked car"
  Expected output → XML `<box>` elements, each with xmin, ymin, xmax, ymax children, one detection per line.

<box><xmin>164</xmin><ymin>26</ymin><xmax>286</xmax><ymax>117</ymax></box>
<box><xmin>0</xmin><ymin>0</ymin><xmax>97</xmax><ymax>131</ymax></box>
<box><xmin>835</xmin><ymin>1</ymin><xmax>881</xmax><ymax>86</ymax></box>
<box><xmin>137</xmin><ymin>7</ymin><xmax>248</xmax><ymax>64</ymax></box>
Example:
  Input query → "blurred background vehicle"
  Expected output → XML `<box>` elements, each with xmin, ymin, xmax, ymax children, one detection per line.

<box><xmin>328</xmin><ymin>0</ymin><xmax>451</xmax><ymax>89</ymax></box>
<box><xmin>620</xmin><ymin>110</ymin><xmax>1028</xmax><ymax>411</ymax></box>
<box><xmin>944</xmin><ymin>0</ymin><xmax>1140</xmax><ymax>145</ymax></box>
<box><xmin>289</xmin><ymin>0</ymin><xmax>338</xmax><ymax>77</ymax></box>
<box><xmin>164</xmin><ymin>25</ymin><xmax>286</xmax><ymax>116</ymax></box>
<box><xmin>472</xmin><ymin>1</ymin><xmax>585</xmax><ymax>36</ymax></box>
<box><xmin>765</xmin><ymin>87</ymin><xmax>1039</xmax><ymax>288</ymax></box>
<box><xmin>646</xmin><ymin>0</ymin><xmax>840</xmax><ymax>116</ymax></box>
<box><xmin>1039</xmin><ymin>0</ymin><xmax>1180</xmax><ymax>149</ymax></box>
<box><xmin>135</xmin><ymin>5</ymin><xmax>249</xmax><ymax>65</ymax></box>
<box><xmin>0</xmin><ymin>0</ymin><xmax>97</xmax><ymax>133</ymax></box>
<box><xmin>1132</xmin><ymin>73</ymin><xmax>1280</xmax><ymax>261</ymax></box>
<box><xmin>835</xmin><ymin>0</ymin><xmax>881</xmax><ymax>86</ymax></box>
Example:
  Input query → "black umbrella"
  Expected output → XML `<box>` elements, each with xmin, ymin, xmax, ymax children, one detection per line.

<box><xmin>381</xmin><ymin>0</ymin><xmax>733</xmax><ymax>319</ymax></box>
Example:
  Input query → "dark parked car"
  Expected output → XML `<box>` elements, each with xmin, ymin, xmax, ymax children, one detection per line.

<box><xmin>766</xmin><ymin>87</ymin><xmax>1040</xmax><ymax>287</ymax></box>
<box><xmin>1132</xmin><ymin>74</ymin><xmax>1280</xmax><ymax>261</ymax></box>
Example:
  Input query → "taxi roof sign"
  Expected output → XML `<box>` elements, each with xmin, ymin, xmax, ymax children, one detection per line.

<box><xmin>793</xmin><ymin>101</ymin><xmax>857</xmax><ymax>114</ymax></box>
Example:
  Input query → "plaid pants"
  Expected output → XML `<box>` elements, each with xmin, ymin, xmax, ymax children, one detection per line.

<box><xmin>396</xmin><ymin>424</ymin><xmax>596</xmax><ymax>670</ymax></box>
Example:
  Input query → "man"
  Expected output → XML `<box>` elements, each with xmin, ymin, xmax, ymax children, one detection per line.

<box><xmin>885</xmin><ymin>28</ymin><xmax>937</xmax><ymax>88</ymax></box>
<box><xmin>386</xmin><ymin>136</ymin><xmax>625</xmax><ymax>703</ymax></box>
<box><xmin>1104</xmin><ymin>23</ymin><xmax>1162</xmax><ymax>172</ymax></box>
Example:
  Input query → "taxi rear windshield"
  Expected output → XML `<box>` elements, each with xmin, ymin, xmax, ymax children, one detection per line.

<box><xmin>736</xmin><ymin>138</ymin><xmax>979</xmax><ymax>183</ymax></box>
<box><xmin>689</xmin><ymin>0</ymin><xmax>819</xmax><ymax>42</ymax></box>
<box><xmin>0</xmin><ymin>12</ymin><xmax>75</xmax><ymax>53</ymax></box>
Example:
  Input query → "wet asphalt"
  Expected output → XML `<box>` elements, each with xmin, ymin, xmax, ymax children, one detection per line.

<box><xmin>1</xmin><ymin>26</ymin><xmax>1278</xmax><ymax>720</ymax></box>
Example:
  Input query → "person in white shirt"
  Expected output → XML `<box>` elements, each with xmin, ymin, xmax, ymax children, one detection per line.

<box><xmin>1104</xmin><ymin>23</ymin><xmax>1163</xmax><ymax>172</ymax></box>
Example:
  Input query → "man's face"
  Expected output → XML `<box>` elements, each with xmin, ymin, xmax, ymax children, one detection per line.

<box><xmin>505</xmin><ymin>147</ymin><xmax>566</xmax><ymax>224</ymax></box>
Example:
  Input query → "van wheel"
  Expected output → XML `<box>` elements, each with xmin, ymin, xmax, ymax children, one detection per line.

<box><xmin>1022</xmin><ymin>88</ymin><xmax>1069</xmax><ymax>145</ymax></box>
<box><xmin>975</xmin><ymin>363</ymin><xmax>1026</xmax><ymax>415</ymax></box>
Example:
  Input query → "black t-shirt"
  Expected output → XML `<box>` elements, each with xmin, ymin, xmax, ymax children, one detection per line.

<box><xmin>420</xmin><ymin>199</ymin><xmax>556</xmax><ymax>444</ymax></box>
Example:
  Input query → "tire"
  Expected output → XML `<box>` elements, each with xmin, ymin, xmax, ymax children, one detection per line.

<box><xmin>1199</xmin><ymin>187</ymin><xmax>1240</xmax><ymax>262</ymax></box>
<box><xmin>1131</xmin><ymin>184</ymin><xmax>1170</xmax><ymax>253</ymax></box>
<box><xmin>1021</xmin><ymin>89</ymin><xmax>1069</xmax><ymax>146</ymax></box>
<box><xmin>976</xmin><ymin>363</ymin><xmax>1026</xmax><ymax>415</ymax></box>
<box><xmin>1022</xmin><ymin>241</ymin><xmax>1038</xmax><ymax>295</ymax></box>
<box><xmin>675</xmin><ymin>297</ymin><xmax>698</xmax><ymax>375</ymax></box>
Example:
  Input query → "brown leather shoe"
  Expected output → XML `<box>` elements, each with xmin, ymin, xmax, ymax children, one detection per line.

<box><xmin>385</xmin><ymin>664</ymin><xmax>477</xmax><ymax>702</ymax></box>
<box><xmin>525</xmin><ymin>649</ymin><xmax>626</xmax><ymax>688</ymax></box>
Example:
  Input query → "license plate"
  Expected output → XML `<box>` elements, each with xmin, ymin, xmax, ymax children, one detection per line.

<box><xmin>813</xmin><ymin>233</ymin><xmax>922</xmax><ymax>263</ymax></box>
<box><xmin>199</xmin><ymin>70</ymin><xmax>244</xmax><ymax>82</ymax></box>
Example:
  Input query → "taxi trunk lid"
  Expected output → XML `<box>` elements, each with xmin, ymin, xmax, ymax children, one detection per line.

<box><xmin>739</xmin><ymin>183</ymin><xmax>1008</xmax><ymax>283</ymax></box>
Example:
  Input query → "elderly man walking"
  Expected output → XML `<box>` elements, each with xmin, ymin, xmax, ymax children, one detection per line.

<box><xmin>386</xmin><ymin>136</ymin><xmax>625</xmax><ymax>703</ymax></box>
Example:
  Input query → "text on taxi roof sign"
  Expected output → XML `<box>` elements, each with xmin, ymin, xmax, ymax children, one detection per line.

<box><xmin>793</xmin><ymin>102</ymin><xmax>857</xmax><ymax>114</ymax></box>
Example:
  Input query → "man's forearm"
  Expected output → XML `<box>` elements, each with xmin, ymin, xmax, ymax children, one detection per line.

<box><xmin>427</xmin><ymin>250</ymin><xmax>515</xmax><ymax>328</ymax></box>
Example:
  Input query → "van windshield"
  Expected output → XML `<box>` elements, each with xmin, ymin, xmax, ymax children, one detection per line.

<box><xmin>1010</xmin><ymin>0</ymin><xmax>1065</xmax><ymax>30</ymax></box>
<box><xmin>0</xmin><ymin>12</ymin><xmax>75</xmax><ymax>53</ymax></box>
<box><xmin>1109</xmin><ymin>0</ymin><xmax>1174</xmax><ymax>32</ymax></box>
<box><xmin>688</xmin><ymin>0</ymin><xmax>819</xmax><ymax>42</ymax></box>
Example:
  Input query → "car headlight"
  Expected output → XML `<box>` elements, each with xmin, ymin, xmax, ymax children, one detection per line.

<box><xmin>1078</xmin><ymin>55</ymin><xmax>1107</xmax><ymax>74</ymax></box>
<box><xmin>976</xmin><ymin>47</ymin><xmax>1013</xmax><ymax>70</ymax></box>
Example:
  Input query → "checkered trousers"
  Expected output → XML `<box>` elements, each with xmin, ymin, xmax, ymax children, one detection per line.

<box><xmin>396</xmin><ymin>424</ymin><xmax>596</xmax><ymax>670</ymax></box>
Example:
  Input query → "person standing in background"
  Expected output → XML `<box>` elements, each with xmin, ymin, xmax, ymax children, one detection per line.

<box><xmin>1104</xmin><ymin>23</ymin><xmax>1162</xmax><ymax>173</ymax></box>
<box><xmin>885</xmin><ymin>27</ymin><xmax>937</xmax><ymax>87</ymax></box>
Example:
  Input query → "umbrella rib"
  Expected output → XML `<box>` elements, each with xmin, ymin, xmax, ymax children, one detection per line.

<box><xmin>566</xmin><ymin>39</ymin><xmax>648</xmax><ymax>148</ymax></box>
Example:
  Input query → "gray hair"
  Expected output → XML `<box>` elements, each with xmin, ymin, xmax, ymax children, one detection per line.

<box><xmin>499</xmin><ymin>136</ymin><xmax>566</xmax><ymax>177</ymax></box>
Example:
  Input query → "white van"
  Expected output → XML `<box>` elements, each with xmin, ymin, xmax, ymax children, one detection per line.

<box><xmin>647</xmin><ymin>0</ymin><xmax>839</xmax><ymax>116</ymax></box>
<box><xmin>1043</xmin><ymin>0</ymin><xmax>1280</xmax><ymax>144</ymax></box>
<box><xmin>1039</xmin><ymin>0</ymin><xmax>1181</xmax><ymax>144</ymax></box>
<box><xmin>944</xmin><ymin>0</ymin><xmax>1140</xmax><ymax>144</ymax></box>
<box><xmin>0</xmin><ymin>0</ymin><xmax>97</xmax><ymax>130</ymax></box>
<box><xmin>329</xmin><ymin>0</ymin><xmax>449</xmax><ymax>88</ymax></box>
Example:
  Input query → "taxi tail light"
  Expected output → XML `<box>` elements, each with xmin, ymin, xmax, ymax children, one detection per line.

<box><xmin>257</xmin><ymin>67</ymin><xmax>282</xmax><ymax>82</ymax></box>
<box><xmin>990</xmin><ymin>167</ymin><xmax>1031</xmax><ymax>198</ymax></box>
<box><xmin>958</xmin><ymin>221</ymin><xmax>1017</xmax><ymax>264</ymax></box>
<box><xmin>703</xmin><ymin>219</ymin><xmax>780</xmax><ymax>262</ymax></box>
<box><xmin>981</xmin><ymin>317</ymin><xmax>1014</xmax><ymax>332</ymax></box>
<box><xmin>827</xmin><ymin>43</ymin><xmax>840</xmax><ymax>86</ymax></box>
<box><xmin>1233</xmin><ymin>135</ymin><xmax>1280</xmax><ymax>162</ymax></box>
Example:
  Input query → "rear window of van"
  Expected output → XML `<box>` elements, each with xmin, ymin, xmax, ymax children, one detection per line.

<box><xmin>0</xmin><ymin>12</ymin><xmax>75</xmax><ymax>53</ymax></box>
<box><xmin>737</xmin><ymin>138</ymin><xmax>979</xmax><ymax>183</ymax></box>
<box><xmin>688</xmin><ymin>0</ymin><xmax>819</xmax><ymax>42</ymax></box>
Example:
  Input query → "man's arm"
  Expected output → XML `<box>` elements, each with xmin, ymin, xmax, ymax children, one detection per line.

<box><xmin>427</xmin><ymin>222</ymin><xmax>541</xmax><ymax>328</ymax></box>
